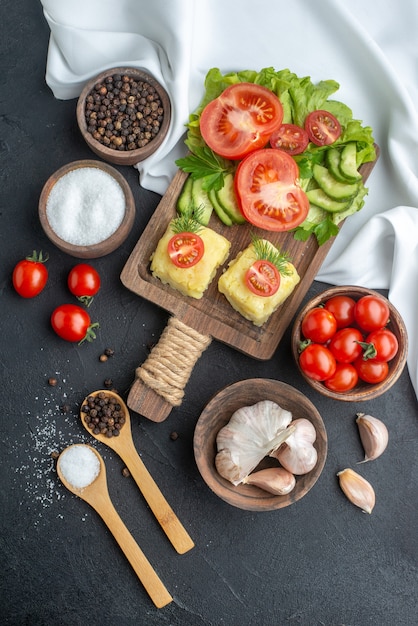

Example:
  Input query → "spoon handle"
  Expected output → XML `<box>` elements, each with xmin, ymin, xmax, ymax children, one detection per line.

<box><xmin>89</xmin><ymin>489</ymin><xmax>172</xmax><ymax>608</ymax></box>
<box><xmin>121</xmin><ymin>441</ymin><xmax>195</xmax><ymax>554</ymax></box>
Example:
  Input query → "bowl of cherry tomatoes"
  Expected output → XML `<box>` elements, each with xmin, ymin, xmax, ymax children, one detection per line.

<box><xmin>291</xmin><ymin>286</ymin><xmax>408</xmax><ymax>401</ymax></box>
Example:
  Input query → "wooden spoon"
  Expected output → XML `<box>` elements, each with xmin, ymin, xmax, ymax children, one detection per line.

<box><xmin>57</xmin><ymin>444</ymin><xmax>172</xmax><ymax>609</ymax></box>
<box><xmin>80</xmin><ymin>390</ymin><xmax>194</xmax><ymax>555</ymax></box>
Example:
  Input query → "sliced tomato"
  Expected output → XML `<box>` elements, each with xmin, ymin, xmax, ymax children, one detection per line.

<box><xmin>305</xmin><ymin>110</ymin><xmax>341</xmax><ymax>146</ymax></box>
<box><xmin>199</xmin><ymin>83</ymin><xmax>283</xmax><ymax>160</ymax></box>
<box><xmin>167</xmin><ymin>232</ymin><xmax>204</xmax><ymax>268</ymax></box>
<box><xmin>269</xmin><ymin>123</ymin><xmax>309</xmax><ymax>155</ymax></box>
<box><xmin>234</xmin><ymin>148</ymin><xmax>309</xmax><ymax>231</ymax></box>
<box><xmin>245</xmin><ymin>260</ymin><xmax>280</xmax><ymax>297</ymax></box>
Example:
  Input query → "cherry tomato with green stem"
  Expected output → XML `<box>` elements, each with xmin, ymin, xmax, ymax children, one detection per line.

<box><xmin>51</xmin><ymin>304</ymin><xmax>99</xmax><ymax>344</ymax></box>
<box><xmin>68</xmin><ymin>263</ymin><xmax>101</xmax><ymax>307</ymax></box>
<box><xmin>301</xmin><ymin>307</ymin><xmax>337</xmax><ymax>343</ymax></box>
<box><xmin>324</xmin><ymin>295</ymin><xmax>356</xmax><ymax>329</ymax></box>
<box><xmin>328</xmin><ymin>327</ymin><xmax>364</xmax><ymax>363</ymax></box>
<box><xmin>299</xmin><ymin>343</ymin><xmax>337</xmax><ymax>381</ymax></box>
<box><xmin>324</xmin><ymin>362</ymin><xmax>359</xmax><ymax>392</ymax></box>
<box><xmin>12</xmin><ymin>250</ymin><xmax>49</xmax><ymax>298</ymax></box>
<box><xmin>354</xmin><ymin>356</ymin><xmax>389</xmax><ymax>384</ymax></box>
<box><xmin>362</xmin><ymin>328</ymin><xmax>399</xmax><ymax>362</ymax></box>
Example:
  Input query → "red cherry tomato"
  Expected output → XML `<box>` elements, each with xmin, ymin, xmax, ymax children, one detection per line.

<box><xmin>364</xmin><ymin>328</ymin><xmax>399</xmax><ymax>362</ymax></box>
<box><xmin>167</xmin><ymin>232</ymin><xmax>204</xmax><ymax>268</ymax></box>
<box><xmin>234</xmin><ymin>148</ymin><xmax>310</xmax><ymax>232</ymax></box>
<box><xmin>68</xmin><ymin>263</ymin><xmax>101</xmax><ymax>307</ymax></box>
<box><xmin>269</xmin><ymin>123</ymin><xmax>309</xmax><ymax>155</ymax></box>
<box><xmin>328</xmin><ymin>327</ymin><xmax>364</xmax><ymax>363</ymax></box>
<box><xmin>324</xmin><ymin>363</ymin><xmax>359</xmax><ymax>392</ymax></box>
<box><xmin>324</xmin><ymin>295</ymin><xmax>356</xmax><ymax>329</ymax></box>
<box><xmin>200</xmin><ymin>83</ymin><xmax>283</xmax><ymax>160</ymax></box>
<box><xmin>245</xmin><ymin>260</ymin><xmax>280</xmax><ymax>297</ymax></box>
<box><xmin>51</xmin><ymin>304</ymin><xmax>99</xmax><ymax>344</ymax></box>
<box><xmin>301</xmin><ymin>307</ymin><xmax>337</xmax><ymax>343</ymax></box>
<box><xmin>305</xmin><ymin>110</ymin><xmax>341</xmax><ymax>146</ymax></box>
<box><xmin>12</xmin><ymin>251</ymin><xmax>49</xmax><ymax>298</ymax></box>
<box><xmin>354</xmin><ymin>295</ymin><xmax>390</xmax><ymax>332</ymax></box>
<box><xmin>299</xmin><ymin>343</ymin><xmax>337</xmax><ymax>381</ymax></box>
<box><xmin>354</xmin><ymin>357</ymin><xmax>389</xmax><ymax>384</ymax></box>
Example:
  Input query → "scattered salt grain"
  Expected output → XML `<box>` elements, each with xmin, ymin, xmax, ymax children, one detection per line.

<box><xmin>58</xmin><ymin>445</ymin><xmax>100</xmax><ymax>489</ymax></box>
<box><xmin>46</xmin><ymin>167</ymin><xmax>125</xmax><ymax>245</ymax></box>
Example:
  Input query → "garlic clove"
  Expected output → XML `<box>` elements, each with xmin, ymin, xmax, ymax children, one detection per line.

<box><xmin>337</xmin><ymin>468</ymin><xmax>375</xmax><ymax>514</ymax></box>
<box><xmin>356</xmin><ymin>413</ymin><xmax>389</xmax><ymax>463</ymax></box>
<box><xmin>243</xmin><ymin>467</ymin><xmax>296</xmax><ymax>495</ymax></box>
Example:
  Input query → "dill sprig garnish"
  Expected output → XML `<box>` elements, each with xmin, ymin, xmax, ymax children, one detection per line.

<box><xmin>251</xmin><ymin>235</ymin><xmax>293</xmax><ymax>276</ymax></box>
<box><xmin>171</xmin><ymin>205</ymin><xmax>205</xmax><ymax>234</ymax></box>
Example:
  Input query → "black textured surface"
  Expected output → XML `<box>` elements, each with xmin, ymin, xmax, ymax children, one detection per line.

<box><xmin>1</xmin><ymin>3</ymin><xmax>417</xmax><ymax>625</ymax></box>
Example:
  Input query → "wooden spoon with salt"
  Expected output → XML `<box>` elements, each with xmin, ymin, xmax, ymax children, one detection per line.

<box><xmin>57</xmin><ymin>444</ymin><xmax>172</xmax><ymax>609</ymax></box>
<box><xmin>80</xmin><ymin>390</ymin><xmax>194</xmax><ymax>555</ymax></box>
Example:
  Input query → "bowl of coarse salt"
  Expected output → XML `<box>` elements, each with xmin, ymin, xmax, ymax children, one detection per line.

<box><xmin>38</xmin><ymin>160</ymin><xmax>136</xmax><ymax>258</ymax></box>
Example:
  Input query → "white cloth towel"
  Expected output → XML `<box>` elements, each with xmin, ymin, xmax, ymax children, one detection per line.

<box><xmin>39</xmin><ymin>0</ymin><xmax>418</xmax><ymax>400</ymax></box>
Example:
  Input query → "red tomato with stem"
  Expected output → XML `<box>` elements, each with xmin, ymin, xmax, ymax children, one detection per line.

<box><xmin>167</xmin><ymin>232</ymin><xmax>204</xmax><ymax>268</ymax></box>
<box><xmin>354</xmin><ymin>295</ymin><xmax>390</xmax><ymax>332</ymax></box>
<box><xmin>324</xmin><ymin>362</ymin><xmax>359</xmax><ymax>392</ymax></box>
<box><xmin>245</xmin><ymin>260</ymin><xmax>280</xmax><ymax>296</ymax></box>
<box><xmin>234</xmin><ymin>148</ymin><xmax>310</xmax><ymax>231</ymax></box>
<box><xmin>12</xmin><ymin>251</ymin><xmax>49</xmax><ymax>298</ymax></box>
<box><xmin>354</xmin><ymin>356</ymin><xmax>389</xmax><ymax>384</ymax></box>
<box><xmin>299</xmin><ymin>343</ymin><xmax>337</xmax><ymax>381</ymax></box>
<box><xmin>301</xmin><ymin>307</ymin><xmax>337</xmax><ymax>343</ymax></box>
<box><xmin>305</xmin><ymin>110</ymin><xmax>341</xmax><ymax>146</ymax></box>
<box><xmin>363</xmin><ymin>328</ymin><xmax>398</xmax><ymax>362</ymax></box>
<box><xmin>328</xmin><ymin>327</ymin><xmax>364</xmax><ymax>363</ymax></box>
<box><xmin>51</xmin><ymin>304</ymin><xmax>99</xmax><ymax>344</ymax></box>
<box><xmin>68</xmin><ymin>263</ymin><xmax>101</xmax><ymax>307</ymax></box>
<box><xmin>324</xmin><ymin>295</ymin><xmax>356</xmax><ymax>329</ymax></box>
<box><xmin>269</xmin><ymin>123</ymin><xmax>309</xmax><ymax>155</ymax></box>
<box><xmin>200</xmin><ymin>83</ymin><xmax>283</xmax><ymax>160</ymax></box>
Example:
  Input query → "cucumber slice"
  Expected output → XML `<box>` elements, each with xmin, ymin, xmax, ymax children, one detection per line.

<box><xmin>191</xmin><ymin>178</ymin><xmax>213</xmax><ymax>225</ymax></box>
<box><xmin>325</xmin><ymin>148</ymin><xmax>352</xmax><ymax>183</ymax></box>
<box><xmin>313</xmin><ymin>164</ymin><xmax>358</xmax><ymax>201</ymax></box>
<box><xmin>176</xmin><ymin>176</ymin><xmax>193</xmax><ymax>214</ymax></box>
<box><xmin>307</xmin><ymin>188</ymin><xmax>351</xmax><ymax>213</ymax></box>
<box><xmin>339</xmin><ymin>142</ymin><xmax>362</xmax><ymax>182</ymax></box>
<box><xmin>208</xmin><ymin>189</ymin><xmax>233</xmax><ymax>226</ymax></box>
<box><xmin>215</xmin><ymin>174</ymin><xmax>246</xmax><ymax>224</ymax></box>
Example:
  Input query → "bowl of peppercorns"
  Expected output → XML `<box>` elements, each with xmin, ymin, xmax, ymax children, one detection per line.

<box><xmin>76</xmin><ymin>67</ymin><xmax>171</xmax><ymax>166</ymax></box>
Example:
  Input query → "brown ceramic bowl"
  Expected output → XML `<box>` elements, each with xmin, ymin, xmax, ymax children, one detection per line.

<box><xmin>194</xmin><ymin>379</ymin><xmax>327</xmax><ymax>511</ymax></box>
<box><xmin>291</xmin><ymin>286</ymin><xmax>408</xmax><ymax>401</ymax></box>
<box><xmin>76</xmin><ymin>67</ymin><xmax>171</xmax><ymax>166</ymax></box>
<box><xmin>38</xmin><ymin>160</ymin><xmax>135</xmax><ymax>258</ymax></box>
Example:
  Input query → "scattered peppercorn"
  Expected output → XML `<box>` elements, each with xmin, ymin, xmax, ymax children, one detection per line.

<box><xmin>84</xmin><ymin>73</ymin><xmax>164</xmax><ymax>152</ymax></box>
<box><xmin>48</xmin><ymin>377</ymin><xmax>57</xmax><ymax>386</ymax></box>
<box><xmin>99</xmin><ymin>353</ymin><xmax>108</xmax><ymax>362</ymax></box>
<box><xmin>81</xmin><ymin>391</ymin><xmax>126</xmax><ymax>438</ymax></box>
<box><xmin>60</xmin><ymin>404</ymin><xmax>71</xmax><ymax>414</ymax></box>
<box><xmin>50</xmin><ymin>450</ymin><xmax>60</xmax><ymax>460</ymax></box>
<box><xmin>170</xmin><ymin>431</ymin><xmax>179</xmax><ymax>441</ymax></box>
<box><xmin>122</xmin><ymin>467</ymin><xmax>130</xmax><ymax>478</ymax></box>
<box><xmin>104</xmin><ymin>347</ymin><xmax>115</xmax><ymax>357</ymax></box>
<box><xmin>104</xmin><ymin>378</ymin><xmax>113</xmax><ymax>389</ymax></box>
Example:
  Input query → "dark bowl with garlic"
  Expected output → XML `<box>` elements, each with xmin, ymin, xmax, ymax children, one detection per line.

<box><xmin>291</xmin><ymin>286</ymin><xmax>408</xmax><ymax>401</ymax></box>
<box><xmin>193</xmin><ymin>378</ymin><xmax>327</xmax><ymax>511</ymax></box>
<box><xmin>76</xmin><ymin>67</ymin><xmax>171</xmax><ymax>166</ymax></box>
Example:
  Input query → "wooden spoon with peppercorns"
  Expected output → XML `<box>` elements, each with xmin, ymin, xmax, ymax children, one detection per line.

<box><xmin>80</xmin><ymin>389</ymin><xmax>194</xmax><ymax>555</ymax></box>
<box><xmin>57</xmin><ymin>444</ymin><xmax>172</xmax><ymax>608</ymax></box>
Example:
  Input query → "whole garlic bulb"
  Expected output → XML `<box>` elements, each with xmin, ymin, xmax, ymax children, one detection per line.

<box><xmin>215</xmin><ymin>400</ymin><xmax>294</xmax><ymax>485</ymax></box>
<box><xmin>270</xmin><ymin>418</ymin><xmax>317</xmax><ymax>475</ymax></box>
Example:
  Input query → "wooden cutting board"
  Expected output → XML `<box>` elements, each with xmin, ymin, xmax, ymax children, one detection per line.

<box><xmin>121</xmin><ymin>150</ymin><xmax>378</xmax><ymax>421</ymax></box>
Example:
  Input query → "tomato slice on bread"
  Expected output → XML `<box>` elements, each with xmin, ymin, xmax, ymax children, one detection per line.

<box><xmin>168</xmin><ymin>232</ymin><xmax>204</xmax><ymax>268</ymax></box>
<box><xmin>245</xmin><ymin>260</ymin><xmax>280</xmax><ymax>297</ymax></box>
<box><xmin>234</xmin><ymin>148</ymin><xmax>309</xmax><ymax>231</ymax></box>
<box><xmin>199</xmin><ymin>83</ymin><xmax>283</xmax><ymax>160</ymax></box>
